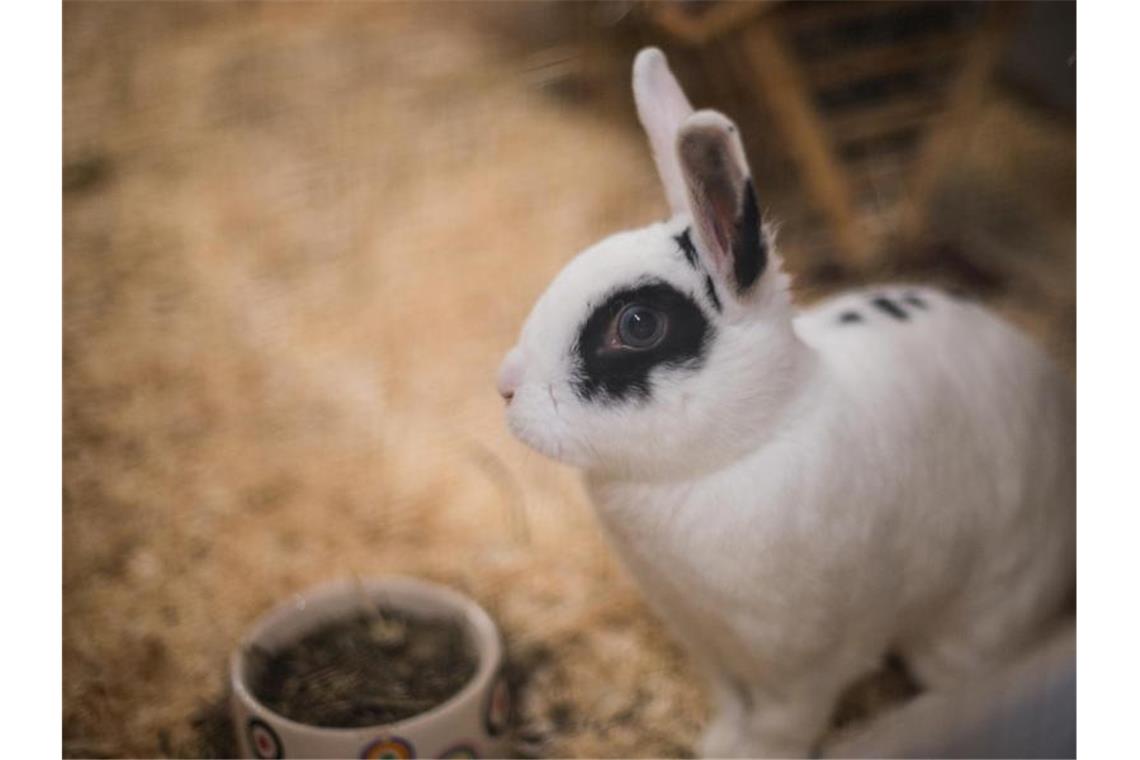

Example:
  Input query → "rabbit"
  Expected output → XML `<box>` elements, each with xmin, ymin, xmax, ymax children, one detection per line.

<box><xmin>497</xmin><ymin>47</ymin><xmax>1074</xmax><ymax>758</ymax></box>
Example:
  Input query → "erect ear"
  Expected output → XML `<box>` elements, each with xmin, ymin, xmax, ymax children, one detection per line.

<box><xmin>677</xmin><ymin>110</ymin><xmax>768</xmax><ymax>300</ymax></box>
<box><xmin>633</xmin><ymin>47</ymin><xmax>694</xmax><ymax>217</ymax></box>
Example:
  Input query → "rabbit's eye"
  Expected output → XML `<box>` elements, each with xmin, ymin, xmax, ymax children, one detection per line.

<box><xmin>616</xmin><ymin>304</ymin><xmax>667</xmax><ymax>349</ymax></box>
<box><xmin>574</xmin><ymin>280</ymin><xmax>711</xmax><ymax>402</ymax></box>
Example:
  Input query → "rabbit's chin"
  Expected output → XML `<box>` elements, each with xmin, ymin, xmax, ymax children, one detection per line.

<box><xmin>505</xmin><ymin>410</ymin><xmax>592</xmax><ymax>469</ymax></box>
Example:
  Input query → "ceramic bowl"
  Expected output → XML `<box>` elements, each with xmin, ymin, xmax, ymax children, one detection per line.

<box><xmin>230</xmin><ymin>576</ymin><xmax>511</xmax><ymax>759</ymax></box>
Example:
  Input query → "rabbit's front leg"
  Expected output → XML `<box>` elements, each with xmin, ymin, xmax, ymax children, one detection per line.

<box><xmin>699</xmin><ymin>662</ymin><xmax>854</xmax><ymax>758</ymax></box>
<box><xmin>696</xmin><ymin>673</ymin><xmax>749</xmax><ymax>758</ymax></box>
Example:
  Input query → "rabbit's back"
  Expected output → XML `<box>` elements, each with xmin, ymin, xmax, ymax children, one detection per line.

<box><xmin>794</xmin><ymin>284</ymin><xmax>1074</xmax><ymax>645</ymax></box>
<box><xmin>795</xmin><ymin>283</ymin><xmax>1074</xmax><ymax>524</ymax></box>
<box><xmin>794</xmin><ymin>286</ymin><xmax>1070</xmax><ymax>423</ymax></box>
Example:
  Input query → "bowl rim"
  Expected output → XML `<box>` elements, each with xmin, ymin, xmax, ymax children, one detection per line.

<box><xmin>229</xmin><ymin>575</ymin><xmax>503</xmax><ymax>737</ymax></box>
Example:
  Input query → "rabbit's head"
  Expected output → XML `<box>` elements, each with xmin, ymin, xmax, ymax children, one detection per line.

<box><xmin>499</xmin><ymin>48</ymin><xmax>806</xmax><ymax>479</ymax></box>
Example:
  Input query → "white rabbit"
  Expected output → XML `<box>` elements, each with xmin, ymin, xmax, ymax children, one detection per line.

<box><xmin>497</xmin><ymin>48</ymin><xmax>1074</xmax><ymax>758</ymax></box>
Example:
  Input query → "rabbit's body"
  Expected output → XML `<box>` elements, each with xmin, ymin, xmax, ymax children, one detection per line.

<box><xmin>498</xmin><ymin>49</ymin><xmax>1074</xmax><ymax>757</ymax></box>
<box><xmin>588</xmin><ymin>284</ymin><xmax>1073</xmax><ymax>756</ymax></box>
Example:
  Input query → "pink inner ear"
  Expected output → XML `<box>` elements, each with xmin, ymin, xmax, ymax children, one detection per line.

<box><xmin>710</xmin><ymin>218</ymin><xmax>729</xmax><ymax>258</ymax></box>
<box><xmin>687</xmin><ymin>192</ymin><xmax>731</xmax><ymax>275</ymax></box>
<box><xmin>710</xmin><ymin>195</ymin><xmax>736</xmax><ymax>256</ymax></box>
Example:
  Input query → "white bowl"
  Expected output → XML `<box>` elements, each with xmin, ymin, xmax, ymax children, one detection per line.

<box><xmin>230</xmin><ymin>576</ymin><xmax>512</xmax><ymax>759</ymax></box>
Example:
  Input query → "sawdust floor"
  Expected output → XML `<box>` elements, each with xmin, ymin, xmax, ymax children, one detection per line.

<box><xmin>63</xmin><ymin>3</ymin><xmax>1074</xmax><ymax>758</ymax></box>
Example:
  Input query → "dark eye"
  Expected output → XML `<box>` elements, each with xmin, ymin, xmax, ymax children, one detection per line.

<box><xmin>616</xmin><ymin>304</ymin><xmax>666</xmax><ymax>349</ymax></box>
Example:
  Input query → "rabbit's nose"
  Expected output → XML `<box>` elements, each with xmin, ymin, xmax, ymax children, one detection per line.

<box><xmin>497</xmin><ymin>348</ymin><xmax>525</xmax><ymax>403</ymax></box>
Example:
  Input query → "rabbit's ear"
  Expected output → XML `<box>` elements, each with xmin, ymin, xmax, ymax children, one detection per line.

<box><xmin>677</xmin><ymin>110</ymin><xmax>768</xmax><ymax>300</ymax></box>
<box><xmin>633</xmin><ymin>48</ymin><xmax>694</xmax><ymax>217</ymax></box>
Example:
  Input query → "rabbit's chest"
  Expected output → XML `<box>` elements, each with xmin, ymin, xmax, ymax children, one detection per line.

<box><xmin>587</xmin><ymin>478</ymin><xmax>797</xmax><ymax>666</ymax></box>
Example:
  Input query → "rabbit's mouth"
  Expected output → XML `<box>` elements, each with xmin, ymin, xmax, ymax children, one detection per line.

<box><xmin>503</xmin><ymin>385</ymin><xmax>592</xmax><ymax>467</ymax></box>
<box><xmin>506</xmin><ymin>412</ymin><xmax>567</xmax><ymax>463</ymax></box>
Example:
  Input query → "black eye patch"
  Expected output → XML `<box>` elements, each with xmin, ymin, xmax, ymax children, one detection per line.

<box><xmin>572</xmin><ymin>281</ymin><xmax>713</xmax><ymax>403</ymax></box>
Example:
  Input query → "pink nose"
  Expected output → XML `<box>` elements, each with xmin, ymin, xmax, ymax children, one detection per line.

<box><xmin>497</xmin><ymin>348</ymin><xmax>525</xmax><ymax>403</ymax></box>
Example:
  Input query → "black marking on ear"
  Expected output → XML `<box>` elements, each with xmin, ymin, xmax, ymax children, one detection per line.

<box><xmin>838</xmin><ymin>311</ymin><xmax>863</xmax><ymax>324</ymax></box>
<box><xmin>572</xmin><ymin>281</ymin><xmax>713</xmax><ymax>403</ymax></box>
<box><xmin>731</xmin><ymin>180</ymin><xmax>767</xmax><ymax>294</ymax></box>
<box><xmin>704</xmin><ymin>274</ymin><xmax>722</xmax><ymax>313</ymax></box>
<box><xmin>872</xmin><ymin>296</ymin><xmax>909</xmax><ymax>321</ymax></box>
<box><xmin>903</xmin><ymin>294</ymin><xmax>928</xmax><ymax>310</ymax></box>
<box><xmin>675</xmin><ymin>227</ymin><xmax>700</xmax><ymax>269</ymax></box>
<box><xmin>675</xmin><ymin>226</ymin><xmax>720</xmax><ymax>312</ymax></box>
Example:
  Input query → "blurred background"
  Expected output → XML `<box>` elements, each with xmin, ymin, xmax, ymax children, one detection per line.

<box><xmin>63</xmin><ymin>2</ymin><xmax>1074</xmax><ymax>757</ymax></box>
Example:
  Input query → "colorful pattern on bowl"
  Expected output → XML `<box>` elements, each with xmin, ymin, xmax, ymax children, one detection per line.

<box><xmin>229</xmin><ymin>576</ymin><xmax>511</xmax><ymax>759</ymax></box>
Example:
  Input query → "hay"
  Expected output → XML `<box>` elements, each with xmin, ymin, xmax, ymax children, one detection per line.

<box><xmin>64</xmin><ymin>4</ymin><xmax>700</xmax><ymax>756</ymax></box>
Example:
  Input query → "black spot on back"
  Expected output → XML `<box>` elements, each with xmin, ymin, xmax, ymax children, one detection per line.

<box><xmin>732</xmin><ymin>180</ymin><xmax>767</xmax><ymax>294</ymax></box>
<box><xmin>903</xmin><ymin>294</ymin><xmax>928</xmax><ymax>310</ymax></box>
<box><xmin>871</xmin><ymin>296</ymin><xmax>909</xmax><ymax>321</ymax></box>
<box><xmin>573</xmin><ymin>281</ymin><xmax>713</xmax><ymax>403</ymax></box>
<box><xmin>674</xmin><ymin>227</ymin><xmax>700</xmax><ymax>269</ymax></box>
<box><xmin>838</xmin><ymin>311</ymin><xmax>863</xmax><ymax>324</ymax></box>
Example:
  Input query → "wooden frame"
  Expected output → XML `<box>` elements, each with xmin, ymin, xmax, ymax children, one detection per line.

<box><xmin>648</xmin><ymin>1</ymin><xmax>1024</xmax><ymax>270</ymax></box>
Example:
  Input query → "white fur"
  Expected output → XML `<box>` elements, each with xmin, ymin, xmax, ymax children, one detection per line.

<box><xmin>634</xmin><ymin>47</ymin><xmax>695</xmax><ymax>216</ymax></box>
<box><xmin>499</xmin><ymin>48</ymin><xmax>1075</xmax><ymax>758</ymax></box>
